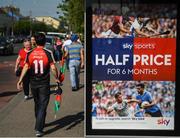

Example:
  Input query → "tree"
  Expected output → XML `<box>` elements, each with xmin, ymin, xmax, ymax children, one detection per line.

<box><xmin>57</xmin><ymin>0</ymin><xmax>84</xmax><ymax>34</ymax></box>
<box><xmin>14</xmin><ymin>20</ymin><xmax>30</xmax><ymax>35</ymax></box>
<box><xmin>31</xmin><ymin>22</ymin><xmax>47</xmax><ymax>33</ymax></box>
<box><xmin>14</xmin><ymin>20</ymin><xmax>58</xmax><ymax>35</ymax></box>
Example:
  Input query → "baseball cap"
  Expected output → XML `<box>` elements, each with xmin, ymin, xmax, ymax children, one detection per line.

<box><xmin>71</xmin><ymin>34</ymin><xmax>78</xmax><ymax>42</ymax></box>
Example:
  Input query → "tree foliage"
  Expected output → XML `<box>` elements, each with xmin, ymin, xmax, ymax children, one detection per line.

<box><xmin>14</xmin><ymin>20</ymin><xmax>30</xmax><ymax>35</ymax></box>
<box><xmin>13</xmin><ymin>20</ymin><xmax>58</xmax><ymax>35</ymax></box>
<box><xmin>57</xmin><ymin>0</ymin><xmax>84</xmax><ymax>34</ymax></box>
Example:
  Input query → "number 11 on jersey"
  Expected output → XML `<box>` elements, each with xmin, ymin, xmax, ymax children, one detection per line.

<box><xmin>33</xmin><ymin>60</ymin><xmax>44</xmax><ymax>74</ymax></box>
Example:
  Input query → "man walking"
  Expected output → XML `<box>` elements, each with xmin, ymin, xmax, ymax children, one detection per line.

<box><xmin>62</xmin><ymin>34</ymin><xmax>72</xmax><ymax>70</ymax></box>
<box><xmin>17</xmin><ymin>33</ymin><xmax>59</xmax><ymax>137</ymax></box>
<box><xmin>64</xmin><ymin>34</ymin><xmax>84</xmax><ymax>91</ymax></box>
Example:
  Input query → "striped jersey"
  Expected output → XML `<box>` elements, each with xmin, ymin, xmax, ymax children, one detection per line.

<box><xmin>67</xmin><ymin>43</ymin><xmax>83</xmax><ymax>60</ymax></box>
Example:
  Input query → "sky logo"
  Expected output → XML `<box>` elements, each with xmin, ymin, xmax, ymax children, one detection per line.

<box><xmin>157</xmin><ymin>118</ymin><xmax>170</xmax><ymax>126</ymax></box>
<box><xmin>123</xmin><ymin>43</ymin><xmax>133</xmax><ymax>50</ymax></box>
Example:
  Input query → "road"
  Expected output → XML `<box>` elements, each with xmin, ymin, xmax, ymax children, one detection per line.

<box><xmin>0</xmin><ymin>43</ymin><xmax>22</xmax><ymax>109</ymax></box>
<box><xmin>0</xmin><ymin>43</ymin><xmax>84</xmax><ymax>137</ymax></box>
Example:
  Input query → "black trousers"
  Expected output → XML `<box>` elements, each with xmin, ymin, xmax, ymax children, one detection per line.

<box><xmin>22</xmin><ymin>71</ymin><xmax>30</xmax><ymax>96</ymax></box>
<box><xmin>31</xmin><ymin>85</ymin><xmax>50</xmax><ymax>131</ymax></box>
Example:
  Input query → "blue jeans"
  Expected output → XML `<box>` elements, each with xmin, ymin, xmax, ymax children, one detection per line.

<box><xmin>69</xmin><ymin>60</ymin><xmax>80</xmax><ymax>88</ymax></box>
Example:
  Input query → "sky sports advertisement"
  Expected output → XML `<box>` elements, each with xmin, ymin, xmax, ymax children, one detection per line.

<box><xmin>91</xmin><ymin>3</ymin><xmax>176</xmax><ymax>130</ymax></box>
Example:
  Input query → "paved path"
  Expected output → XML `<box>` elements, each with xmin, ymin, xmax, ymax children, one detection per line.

<box><xmin>0</xmin><ymin>62</ymin><xmax>84</xmax><ymax>137</ymax></box>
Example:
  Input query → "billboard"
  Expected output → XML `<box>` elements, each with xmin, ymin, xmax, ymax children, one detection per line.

<box><xmin>91</xmin><ymin>3</ymin><xmax>176</xmax><ymax>130</ymax></box>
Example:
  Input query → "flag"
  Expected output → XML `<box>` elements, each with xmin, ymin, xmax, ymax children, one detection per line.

<box><xmin>59</xmin><ymin>73</ymin><xmax>65</xmax><ymax>83</ymax></box>
<box><xmin>54</xmin><ymin>83</ymin><xmax>63</xmax><ymax>119</ymax></box>
<box><xmin>59</xmin><ymin>58</ymin><xmax>66</xmax><ymax>83</ymax></box>
<box><xmin>60</xmin><ymin>58</ymin><xmax>66</xmax><ymax>74</ymax></box>
<box><xmin>54</xmin><ymin>57</ymin><xmax>66</xmax><ymax>118</ymax></box>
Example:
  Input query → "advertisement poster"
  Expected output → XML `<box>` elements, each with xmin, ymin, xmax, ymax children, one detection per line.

<box><xmin>91</xmin><ymin>3</ymin><xmax>176</xmax><ymax>130</ymax></box>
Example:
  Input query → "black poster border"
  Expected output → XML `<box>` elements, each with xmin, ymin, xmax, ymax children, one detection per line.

<box><xmin>86</xmin><ymin>0</ymin><xmax>180</xmax><ymax>136</ymax></box>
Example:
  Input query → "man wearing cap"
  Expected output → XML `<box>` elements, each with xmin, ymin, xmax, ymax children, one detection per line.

<box><xmin>64</xmin><ymin>34</ymin><xmax>84</xmax><ymax>91</ymax></box>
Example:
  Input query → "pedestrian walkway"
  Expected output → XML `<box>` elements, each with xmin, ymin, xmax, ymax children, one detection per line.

<box><xmin>0</xmin><ymin>68</ymin><xmax>84</xmax><ymax>137</ymax></box>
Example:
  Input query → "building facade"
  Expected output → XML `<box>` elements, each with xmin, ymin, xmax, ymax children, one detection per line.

<box><xmin>34</xmin><ymin>16</ymin><xmax>60</xmax><ymax>29</ymax></box>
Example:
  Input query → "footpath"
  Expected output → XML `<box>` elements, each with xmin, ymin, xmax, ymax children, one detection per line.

<box><xmin>0</xmin><ymin>67</ymin><xmax>84</xmax><ymax>137</ymax></box>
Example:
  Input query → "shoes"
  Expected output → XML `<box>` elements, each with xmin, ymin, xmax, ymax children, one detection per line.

<box><xmin>36</xmin><ymin>131</ymin><xmax>44</xmax><ymax>137</ymax></box>
<box><xmin>72</xmin><ymin>87</ymin><xmax>77</xmax><ymax>91</ymax></box>
<box><xmin>72</xmin><ymin>86</ymin><xmax>78</xmax><ymax>91</ymax></box>
<box><xmin>24</xmin><ymin>95</ymin><xmax>29</xmax><ymax>100</ymax></box>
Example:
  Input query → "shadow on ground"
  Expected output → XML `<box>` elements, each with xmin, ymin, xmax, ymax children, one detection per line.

<box><xmin>44</xmin><ymin>111</ymin><xmax>84</xmax><ymax>135</ymax></box>
<box><xmin>79</xmin><ymin>84</ymin><xmax>84</xmax><ymax>90</ymax></box>
<box><xmin>0</xmin><ymin>91</ymin><xmax>20</xmax><ymax>97</ymax></box>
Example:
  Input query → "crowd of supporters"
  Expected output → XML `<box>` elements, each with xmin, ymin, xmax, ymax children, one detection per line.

<box><xmin>92</xmin><ymin>3</ymin><xmax>176</xmax><ymax>18</ymax></box>
<box><xmin>92</xmin><ymin>3</ymin><xmax>176</xmax><ymax>38</ymax></box>
<box><xmin>92</xmin><ymin>15</ymin><xmax>176</xmax><ymax>38</ymax></box>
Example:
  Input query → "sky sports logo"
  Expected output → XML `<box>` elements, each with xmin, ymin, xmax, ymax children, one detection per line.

<box><xmin>157</xmin><ymin>118</ymin><xmax>170</xmax><ymax>126</ymax></box>
<box><xmin>93</xmin><ymin>38</ymin><xmax>176</xmax><ymax>81</ymax></box>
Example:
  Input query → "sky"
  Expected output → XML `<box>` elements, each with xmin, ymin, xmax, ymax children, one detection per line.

<box><xmin>0</xmin><ymin>0</ymin><xmax>63</xmax><ymax>18</ymax></box>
